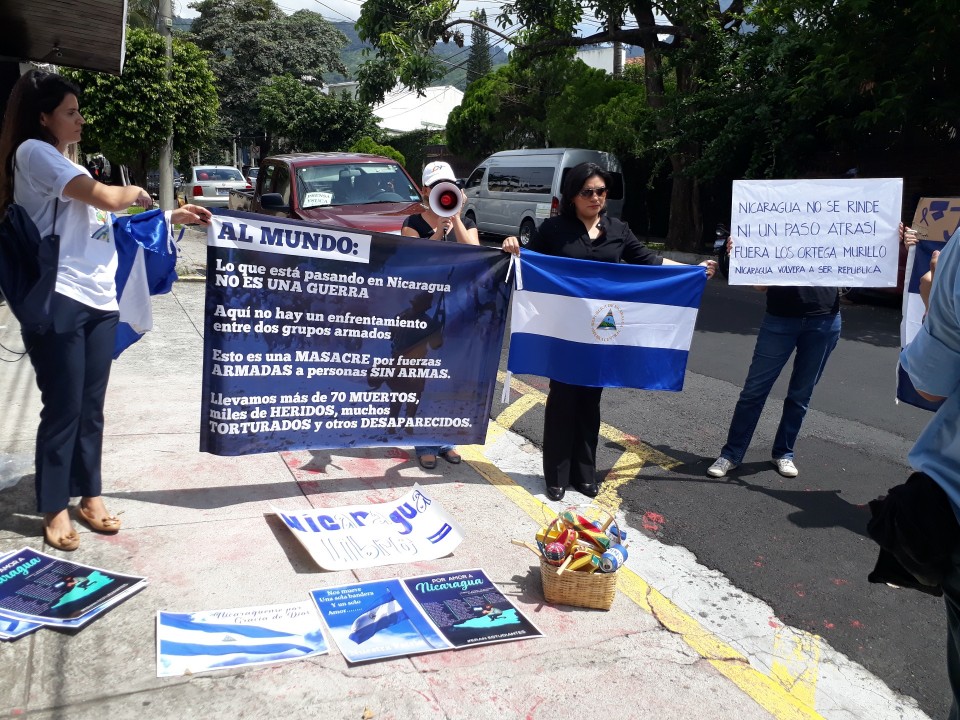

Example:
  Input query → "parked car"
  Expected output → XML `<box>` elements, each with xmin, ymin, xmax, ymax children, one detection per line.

<box><xmin>461</xmin><ymin>148</ymin><xmax>625</xmax><ymax>245</ymax></box>
<box><xmin>145</xmin><ymin>168</ymin><xmax>183</xmax><ymax>198</ymax></box>
<box><xmin>187</xmin><ymin>165</ymin><xmax>251</xmax><ymax>208</ymax></box>
<box><xmin>245</xmin><ymin>166</ymin><xmax>259</xmax><ymax>184</ymax></box>
<box><xmin>229</xmin><ymin>152</ymin><xmax>422</xmax><ymax>234</ymax></box>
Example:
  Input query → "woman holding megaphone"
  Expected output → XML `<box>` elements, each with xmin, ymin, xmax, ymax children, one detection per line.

<box><xmin>402</xmin><ymin>161</ymin><xmax>478</xmax><ymax>246</ymax></box>
<box><xmin>400</xmin><ymin>161</ymin><xmax>479</xmax><ymax>470</ymax></box>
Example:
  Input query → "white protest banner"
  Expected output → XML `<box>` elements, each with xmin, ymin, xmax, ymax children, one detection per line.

<box><xmin>729</xmin><ymin>178</ymin><xmax>902</xmax><ymax>286</ymax></box>
<box><xmin>271</xmin><ymin>484</ymin><xmax>463</xmax><ymax>570</ymax></box>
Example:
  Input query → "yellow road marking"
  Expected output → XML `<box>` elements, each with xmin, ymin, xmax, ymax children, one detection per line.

<box><xmin>464</xmin><ymin>379</ymin><xmax>825</xmax><ymax>719</ymax></box>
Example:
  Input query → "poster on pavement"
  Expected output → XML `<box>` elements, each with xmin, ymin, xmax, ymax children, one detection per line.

<box><xmin>199</xmin><ymin>210</ymin><xmax>512</xmax><ymax>456</ymax></box>
<box><xmin>156</xmin><ymin>600</ymin><xmax>328</xmax><ymax>677</ymax></box>
<box><xmin>311</xmin><ymin>568</ymin><xmax>542</xmax><ymax>663</ymax></box>
<box><xmin>0</xmin><ymin>548</ymin><xmax>147</xmax><ymax>628</ymax></box>
<box><xmin>272</xmin><ymin>483</ymin><xmax>463</xmax><ymax>570</ymax></box>
<box><xmin>729</xmin><ymin>178</ymin><xmax>902</xmax><ymax>286</ymax></box>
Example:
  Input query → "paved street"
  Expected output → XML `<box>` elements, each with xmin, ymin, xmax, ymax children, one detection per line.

<box><xmin>500</xmin><ymin>278</ymin><xmax>945</xmax><ymax>718</ymax></box>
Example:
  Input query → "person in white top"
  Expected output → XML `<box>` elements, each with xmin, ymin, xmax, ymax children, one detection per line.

<box><xmin>0</xmin><ymin>69</ymin><xmax>211</xmax><ymax>551</ymax></box>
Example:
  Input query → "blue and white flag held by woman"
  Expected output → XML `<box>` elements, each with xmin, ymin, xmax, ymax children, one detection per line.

<box><xmin>506</xmin><ymin>251</ymin><xmax>707</xmax><ymax>390</ymax></box>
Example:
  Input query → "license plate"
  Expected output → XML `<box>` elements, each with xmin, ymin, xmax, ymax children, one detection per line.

<box><xmin>216</xmin><ymin>188</ymin><xmax>230</xmax><ymax>196</ymax></box>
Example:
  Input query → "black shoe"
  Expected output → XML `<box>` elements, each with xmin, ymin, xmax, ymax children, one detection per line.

<box><xmin>573</xmin><ymin>483</ymin><xmax>599</xmax><ymax>498</ymax></box>
<box><xmin>545</xmin><ymin>486</ymin><xmax>565</xmax><ymax>501</ymax></box>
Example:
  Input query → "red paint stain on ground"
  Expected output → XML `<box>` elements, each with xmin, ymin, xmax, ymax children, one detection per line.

<box><xmin>793</xmin><ymin>583</ymin><xmax>806</xmax><ymax>598</ymax></box>
<box><xmin>642</xmin><ymin>511</ymin><xmax>665</xmax><ymax>532</ymax></box>
<box><xmin>753</xmin><ymin>555</ymin><xmax>764</xmax><ymax>568</ymax></box>
<box><xmin>768</xmin><ymin>618</ymin><xmax>782</xmax><ymax>629</ymax></box>
<box><xmin>525</xmin><ymin>697</ymin><xmax>546</xmax><ymax>719</ymax></box>
<box><xmin>823</xmin><ymin>621</ymin><xmax>836</xmax><ymax>630</ymax></box>
<box><xmin>831</xmin><ymin>578</ymin><xmax>849</xmax><ymax>586</ymax></box>
<box><xmin>850</xmin><ymin>620</ymin><xmax>864</xmax><ymax>629</ymax></box>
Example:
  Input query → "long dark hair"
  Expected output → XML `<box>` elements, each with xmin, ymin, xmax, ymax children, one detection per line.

<box><xmin>0</xmin><ymin>69</ymin><xmax>80</xmax><ymax>211</ymax></box>
<box><xmin>559</xmin><ymin>162</ymin><xmax>612</xmax><ymax>219</ymax></box>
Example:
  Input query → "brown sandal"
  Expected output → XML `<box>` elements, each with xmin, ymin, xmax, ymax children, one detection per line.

<box><xmin>75</xmin><ymin>505</ymin><xmax>122</xmax><ymax>534</ymax></box>
<box><xmin>43</xmin><ymin>523</ymin><xmax>80</xmax><ymax>551</ymax></box>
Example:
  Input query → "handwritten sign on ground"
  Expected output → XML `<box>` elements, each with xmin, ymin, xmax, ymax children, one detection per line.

<box><xmin>729</xmin><ymin>178</ymin><xmax>902</xmax><ymax>286</ymax></box>
<box><xmin>271</xmin><ymin>484</ymin><xmax>463</xmax><ymax>570</ymax></box>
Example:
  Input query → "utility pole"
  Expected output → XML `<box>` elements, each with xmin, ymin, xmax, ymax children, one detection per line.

<box><xmin>158</xmin><ymin>0</ymin><xmax>175</xmax><ymax>210</ymax></box>
<box><xmin>613</xmin><ymin>41</ymin><xmax>623</xmax><ymax>77</ymax></box>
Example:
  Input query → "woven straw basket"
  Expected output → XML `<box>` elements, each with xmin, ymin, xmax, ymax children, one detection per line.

<box><xmin>539</xmin><ymin>556</ymin><xmax>617</xmax><ymax>610</ymax></box>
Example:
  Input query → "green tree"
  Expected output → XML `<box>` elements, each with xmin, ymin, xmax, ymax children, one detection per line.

<box><xmin>356</xmin><ymin>0</ymin><xmax>748</xmax><ymax>250</ymax></box>
<box><xmin>466</xmin><ymin>9</ymin><xmax>492</xmax><ymax>85</ymax></box>
<box><xmin>256</xmin><ymin>76</ymin><xmax>380</xmax><ymax>153</ymax></box>
<box><xmin>63</xmin><ymin>28</ymin><xmax>219</xmax><ymax>184</ymax></box>
<box><xmin>349</xmin><ymin>137</ymin><xmax>405</xmax><ymax>165</ymax></box>
<box><xmin>187</xmin><ymin>0</ymin><xmax>347</xmax><ymax>149</ymax></box>
<box><xmin>446</xmin><ymin>54</ymin><xmax>577</xmax><ymax>160</ymax></box>
<box><xmin>127</xmin><ymin>0</ymin><xmax>158</xmax><ymax>30</ymax></box>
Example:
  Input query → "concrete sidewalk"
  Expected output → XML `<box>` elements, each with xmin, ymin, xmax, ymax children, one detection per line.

<box><xmin>0</xmin><ymin>226</ymin><xmax>924</xmax><ymax>719</ymax></box>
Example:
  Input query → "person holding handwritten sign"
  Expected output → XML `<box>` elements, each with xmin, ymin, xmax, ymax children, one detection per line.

<box><xmin>707</xmin><ymin>236</ymin><xmax>841</xmax><ymax>480</ymax></box>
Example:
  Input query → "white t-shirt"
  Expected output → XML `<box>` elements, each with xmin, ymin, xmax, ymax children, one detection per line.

<box><xmin>14</xmin><ymin>139</ymin><xmax>118</xmax><ymax>311</ymax></box>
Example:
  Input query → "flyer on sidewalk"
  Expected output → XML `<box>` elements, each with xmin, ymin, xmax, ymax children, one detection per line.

<box><xmin>0</xmin><ymin>547</ymin><xmax>147</xmax><ymax>629</ymax></box>
<box><xmin>311</xmin><ymin>568</ymin><xmax>542</xmax><ymax>663</ymax></box>
<box><xmin>0</xmin><ymin>612</ymin><xmax>41</xmax><ymax>640</ymax></box>
<box><xmin>156</xmin><ymin>600</ymin><xmax>329</xmax><ymax>677</ymax></box>
<box><xmin>272</xmin><ymin>483</ymin><xmax>464</xmax><ymax>571</ymax></box>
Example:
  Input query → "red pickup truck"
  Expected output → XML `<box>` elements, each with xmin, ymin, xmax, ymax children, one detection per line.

<box><xmin>228</xmin><ymin>152</ymin><xmax>423</xmax><ymax>234</ymax></box>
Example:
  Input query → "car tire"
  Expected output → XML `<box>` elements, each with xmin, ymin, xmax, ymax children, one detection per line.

<box><xmin>519</xmin><ymin>219</ymin><xmax>536</xmax><ymax>247</ymax></box>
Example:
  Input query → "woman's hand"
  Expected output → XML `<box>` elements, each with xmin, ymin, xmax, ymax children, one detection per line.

<box><xmin>433</xmin><ymin>216</ymin><xmax>453</xmax><ymax>239</ymax></box>
<box><xmin>902</xmin><ymin>222</ymin><xmax>921</xmax><ymax>247</ymax></box>
<box><xmin>502</xmin><ymin>236</ymin><xmax>521</xmax><ymax>255</ymax></box>
<box><xmin>172</xmin><ymin>204</ymin><xmax>212</xmax><ymax>225</ymax></box>
<box><xmin>700</xmin><ymin>259</ymin><xmax>718</xmax><ymax>279</ymax></box>
<box><xmin>133</xmin><ymin>187</ymin><xmax>153</xmax><ymax>209</ymax></box>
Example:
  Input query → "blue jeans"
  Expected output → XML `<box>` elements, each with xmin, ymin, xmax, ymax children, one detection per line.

<box><xmin>415</xmin><ymin>445</ymin><xmax>454</xmax><ymax>458</ymax></box>
<box><xmin>720</xmin><ymin>312</ymin><xmax>841</xmax><ymax>465</ymax></box>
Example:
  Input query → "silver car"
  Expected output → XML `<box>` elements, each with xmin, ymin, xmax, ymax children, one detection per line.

<box><xmin>186</xmin><ymin>165</ymin><xmax>250</xmax><ymax>207</ymax></box>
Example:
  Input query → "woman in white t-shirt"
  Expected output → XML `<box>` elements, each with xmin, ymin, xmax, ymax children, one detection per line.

<box><xmin>0</xmin><ymin>70</ymin><xmax>211</xmax><ymax>551</ymax></box>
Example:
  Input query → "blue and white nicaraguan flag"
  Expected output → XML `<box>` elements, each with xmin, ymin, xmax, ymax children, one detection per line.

<box><xmin>898</xmin><ymin>236</ymin><xmax>952</xmax><ymax>410</ymax></box>
<box><xmin>506</xmin><ymin>251</ymin><xmax>707</xmax><ymax>390</ymax></box>
<box><xmin>109</xmin><ymin>209</ymin><xmax>179</xmax><ymax>358</ymax></box>
<box><xmin>348</xmin><ymin>590</ymin><xmax>408</xmax><ymax>645</ymax></box>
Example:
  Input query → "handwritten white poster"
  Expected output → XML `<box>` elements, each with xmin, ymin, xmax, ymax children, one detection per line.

<box><xmin>271</xmin><ymin>484</ymin><xmax>463</xmax><ymax>570</ymax></box>
<box><xmin>729</xmin><ymin>178</ymin><xmax>902</xmax><ymax>286</ymax></box>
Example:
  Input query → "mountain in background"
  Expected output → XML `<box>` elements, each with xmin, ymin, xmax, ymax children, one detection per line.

<box><xmin>171</xmin><ymin>16</ymin><xmax>505</xmax><ymax>90</ymax></box>
<box><xmin>327</xmin><ymin>21</ymin><xmax>508</xmax><ymax>89</ymax></box>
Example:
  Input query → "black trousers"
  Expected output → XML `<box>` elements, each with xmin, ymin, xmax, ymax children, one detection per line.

<box><xmin>542</xmin><ymin>379</ymin><xmax>603</xmax><ymax>489</ymax></box>
<box><xmin>23</xmin><ymin>293</ymin><xmax>118</xmax><ymax>513</ymax></box>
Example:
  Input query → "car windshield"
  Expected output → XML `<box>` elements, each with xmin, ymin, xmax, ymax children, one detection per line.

<box><xmin>296</xmin><ymin>163</ymin><xmax>419</xmax><ymax>208</ymax></box>
<box><xmin>196</xmin><ymin>167</ymin><xmax>244</xmax><ymax>182</ymax></box>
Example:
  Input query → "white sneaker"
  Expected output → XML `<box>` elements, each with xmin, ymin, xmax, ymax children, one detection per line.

<box><xmin>707</xmin><ymin>457</ymin><xmax>737</xmax><ymax>478</ymax></box>
<box><xmin>771</xmin><ymin>458</ymin><xmax>799</xmax><ymax>477</ymax></box>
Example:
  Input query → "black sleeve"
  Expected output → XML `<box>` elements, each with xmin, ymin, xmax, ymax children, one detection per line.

<box><xmin>526</xmin><ymin>219</ymin><xmax>551</xmax><ymax>254</ymax></box>
<box><xmin>620</xmin><ymin>222</ymin><xmax>663</xmax><ymax>265</ymax></box>
<box><xmin>461</xmin><ymin>214</ymin><xmax>477</xmax><ymax>231</ymax></box>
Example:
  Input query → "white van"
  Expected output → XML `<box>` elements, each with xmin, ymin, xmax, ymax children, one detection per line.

<box><xmin>461</xmin><ymin>148</ymin><xmax>625</xmax><ymax>245</ymax></box>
